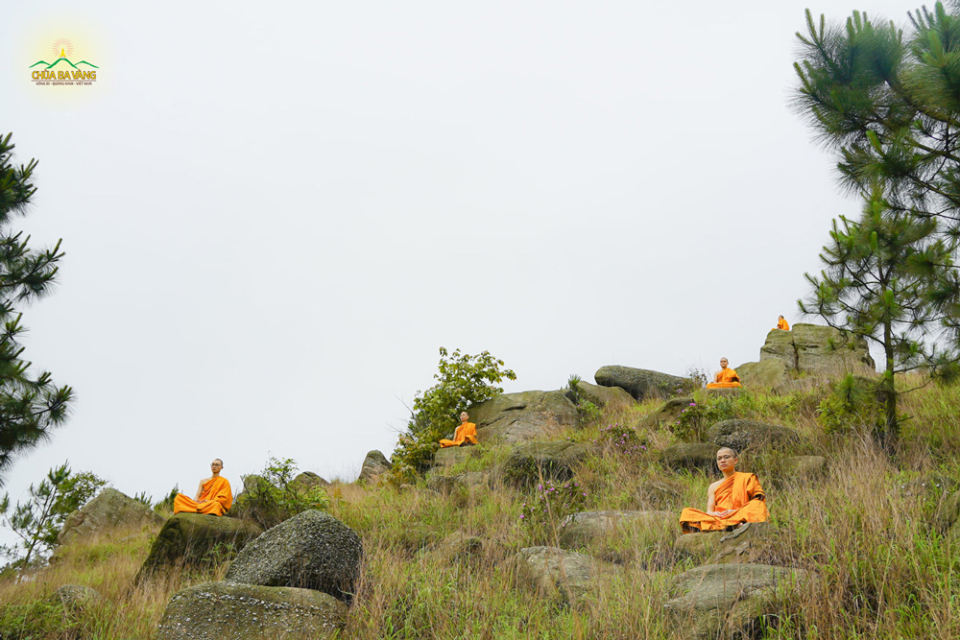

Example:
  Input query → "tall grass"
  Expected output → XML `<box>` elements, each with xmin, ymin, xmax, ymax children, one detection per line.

<box><xmin>3</xmin><ymin>378</ymin><xmax>960</xmax><ymax>638</ymax></box>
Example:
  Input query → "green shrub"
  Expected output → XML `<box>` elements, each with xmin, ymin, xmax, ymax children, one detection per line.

<box><xmin>818</xmin><ymin>375</ymin><xmax>881</xmax><ymax>435</ymax></box>
<box><xmin>233</xmin><ymin>457</ymin><xmax>329</xmax><ymax>529</ymax></box>
<box><xmin>0</xmin><ymin>601</ymin><xmax>75</xmax><ymax>639</ymax></box>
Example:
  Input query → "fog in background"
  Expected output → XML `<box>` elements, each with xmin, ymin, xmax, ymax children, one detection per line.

<box><xmin>0</xmin><ymin>1</ymin><xmax>916</xmax><ymax>549</ymax></box>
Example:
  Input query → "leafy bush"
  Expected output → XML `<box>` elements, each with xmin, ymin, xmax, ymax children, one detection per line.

<box><xmin>672</xmin><ymin>396</ymin><xmax>736</xmax><ymax>442</ymax></box>
<box><xmin>566</xmin><ymin>375</ymin><xmax>602</xmax><ymax>427</ymax></box>
<box><xmin>519</xmin><ymin>479</ymin><xmax>588</xmax><ymax>540</ymax></box>
<box><xmin>818</xmin><ymin>375</ymin><xmax>881</xmax><ymax>435</ymax></box>
<box><xmin>390</xmin><ymin>348</ymin><xmax>515</xmax><ymax>482</ymax></box>
<box><xmin>233</xmin><ymin>457</ymin><xmax>329</xmax><ymax>529</ymax></box>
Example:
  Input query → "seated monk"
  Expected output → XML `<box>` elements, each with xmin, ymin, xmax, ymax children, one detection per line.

<box><xmin>439</xmin><ymin>411</ymin><xmax>478</xmax><ymax>448</ymax></box>
<box><xmin>774</xmin><ymin>315</ymin><xmax>790</xmax><ymax>331</ymax></box>
<box><xmin>173</xmin><ymin>459</ymin><xmax>232</xmax><ymax>516</ymax></box>
<box><xmin>706</xmin><ymin>357</ymin><xmax>741</xmax><ymax>388</ymax></box>
<box><xmin>680</xmin><ymin>447</ymin><xmax>768</xmax><ymax>533</ymax></box>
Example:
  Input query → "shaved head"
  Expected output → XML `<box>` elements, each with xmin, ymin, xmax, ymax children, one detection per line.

<box><xmin>717</xmin><ymin>447</ymin><xmax>737</xmax><ymax>458</ymax></box>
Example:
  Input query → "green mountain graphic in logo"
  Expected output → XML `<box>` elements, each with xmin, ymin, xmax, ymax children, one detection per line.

<box><xmin>29</xmin><ymin>48</ymin><xmax>98</xmax><ymax>70</ymax></box>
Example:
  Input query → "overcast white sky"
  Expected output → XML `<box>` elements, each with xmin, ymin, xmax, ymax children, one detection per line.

<box><xmin>0</xmin><ymin>0</ymin><xmax>921</xmax><ymax>548</ymax></box>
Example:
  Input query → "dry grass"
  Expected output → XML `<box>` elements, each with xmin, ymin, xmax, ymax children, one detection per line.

<box><xmin>3</xmin><ymin>378</ymin><xmax>960</xmax><ymax>638</ymax></box>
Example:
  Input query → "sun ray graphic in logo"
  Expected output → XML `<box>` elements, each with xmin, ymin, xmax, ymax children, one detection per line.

<box><xmin>29</xmin><ymin>38</ymin><xmax>99</xmax><ymax>85</ymax></box>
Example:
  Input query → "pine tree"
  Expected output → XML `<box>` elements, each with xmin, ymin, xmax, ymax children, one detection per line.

<box><xmin>800</xmin><ymin>188</ymin><xmax>960</xmax><ymax>446</ymax></box>
<box><xmin>0</xmin><ymin>133</ymin><xmax>72</xmax><ymax>484</ymax></box>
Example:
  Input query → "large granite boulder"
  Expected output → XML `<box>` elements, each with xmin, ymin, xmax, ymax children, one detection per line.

<box><xmin>291</xmin><ymin>472</ymin><xmax>329</xmax><ymax>492</ymax></box>
<box><xmin>594</xmin><ymin>366</ymin><xmax>689</xmax><ymax>401</ymax></box>
<box><xmin>156</xmin><ymin>581</ymin><xmax>346</xmax><ymax>640</ymax></box>
<box><xmin>664</xmin><ymin>563</ymin><xmax>812</xmax><ymax>640</ymax></box>
<box><xmin>225</xmin><ymin>510</ymin><xmax>362</xmax><ymax>602</ymax></box>
<box><xmin>515</xmin><ymin>546</ymin><xmax>599</xmax><ymax>603</ymax></box>
<box><xmin>468</xmin><ymin>391</ymin><xmax>579</xmax><ymax>444</ymax></box>
<box><xmin>58</xmin><ymin>488</ymin><xmax>163</xmax><ymax>545</ymax></box>
<box><xmin>136</xmin><ymin>513</ymin><xmax>264</xmax><ymax>581</ymax></box>
<box><xmin>707</xmin><ymin>419</ymin><xmax>800</xmax><ymax>453</ymax></box>
<box><xmin>358</xmin><ymin>450</ymin><xmax>390</xmax><ymax>482</ymax></box>
<box><xmin>661</xmin><ymin>443</ymin><xmax>719</xmax><ymax>473</ymax></box>
<box><xmin>568</xmin><ymin>380</ymin><xmax>635</xmax><ymax>410</ymax></box>
<box><xmin>431</xmin><ymin>445</ymin><xmax>480</xmax><ymax>469</ymax></box>
<box><xmin>501</xmin><ymin>441</ymin><xmax>592</xmax><ymax>487</ymax></box>
<box><xmin>558</xmin><ymin>510</ymin><xmax>672</xmax><ymax>548</ymax></box>
<box><xmin>737</xmin><ymin>324</ymin><xmax>876</xmax><ymax>389</ymax></box>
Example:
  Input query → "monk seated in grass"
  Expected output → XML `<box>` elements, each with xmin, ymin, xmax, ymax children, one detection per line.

<box><xmin>173</xmin><ymin>459</ymin><xmax>233</xmax><ymax>516</ymax></box>
<box><xmin>774</xmin><ymin>315</ymin><xmax>790</xmax><ymax>331</ymax></box>
<box><xmin>680</xmin><ymin>447</ymin><xmax>768</xmax><ymax>533</ymax></box>
<box><xmin>439</xmin><ymin>412</ymin><xmax>478</xmax><ymax>448</ymax></box>
<box><xmin>706</xmin><ymin>357</ymin><xmax>741</xmax><ymax>388</ymax></box>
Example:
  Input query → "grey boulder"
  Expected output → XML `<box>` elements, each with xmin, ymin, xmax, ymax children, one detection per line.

<box><xmin>469</xmin><ymin>390</ymin><xmax>579</xmax><ymax>444</ymax></box>
<box><xmin>58</xmin><ymin>488</ymin><xmax>163</xmax><ymax>545</ymax></box>
<box><xmin>594</xmin><ymin>365</ymin><xmax>689</xmax><ymax>401</ymax></box>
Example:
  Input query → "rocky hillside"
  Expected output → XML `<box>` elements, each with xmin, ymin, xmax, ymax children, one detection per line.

<box><xmin>2</xmin><ymin>327</ymin><xmax>960</xmax><ymax>639</ymax></box>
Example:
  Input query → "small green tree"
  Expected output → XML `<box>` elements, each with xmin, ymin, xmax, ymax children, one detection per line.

<box><xmin>233</xmin><ymin>457</ymin><xmax>329</xmax><ymax>529</ymax></box>
<box><xmin>391</xmin><ymin>348</ymin><xmax>516</xmax><ymax>480</ymax></box>
<box><xmin>0</xmin><ymin>134</ymin><xmax>73</xmax><ymax>484</ymax></box>
<box><xmin>0</xmin><ymin>462</ymin><xmax>105</xmax><ymax>571</ymax></box>
<box><xmin>800</xmin><ymin>188</ymin><xmax>960</xmax><ymax>445</ymax></box>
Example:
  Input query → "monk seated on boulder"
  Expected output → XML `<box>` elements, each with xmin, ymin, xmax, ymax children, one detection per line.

<box><xmin>680</xmin><ymin>447</ymin><xmax>768</xmax><ymax>533</ymax></box>
<box><xmin>439</xmin><ymin>411</ymin><xmax>478</xmax><ymax>448</ymax></box>
<box><xmin>173</xmin><ymin>459</ymin><xmax>232</xmax><ymax>516</ymax></box>
<box><xmin>774</xmin><ymin>315</ymin><xmax>790</xmax><ymax>331</ymax></box>
<box><xmin>706</xmin><ymin>357</ymin><xmax>741</xmax><ymax>388</ymax></box>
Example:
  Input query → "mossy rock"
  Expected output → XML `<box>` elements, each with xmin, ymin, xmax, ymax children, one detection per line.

<box><xmin>291</xmin><ymin>472</ymin><xmax>329</xmax><ymax>492</ymax></box>
<box><xmin>661</xmin><ymin>443</ymin><xmax>718</xmax><ymax>474</ymax></box>
<box><xmin>569</xmin><ymin>380</ymin><xmax>636</xmax><ymax>410</ymax></box>
<box><xmin>469</xmin><ymin>390</ymin><xmax>579</xmax><ymax>444</ymax></box>
<box><xmin>58</xmin><ymin>488</ymin><xmax>163</xmax><ymax>545</ymax></box>
<box><xmin>707</xmin><ymin>419</ymin><xmax>800</xmax><ymax>453</ymax></box>
<box><xmin>359</xmin><ymin>450</ymin><xmax>390</xmax><ymax>482</ymax></box>
<box><xmin>156</xmin><ymin>581</ymin><xmax>346</xmax><ymax>640</ymax></box>
<box><xmin>558</xmin><ymin>510</ymin><xmax>672</xmax><ymax>548</ymax></box>
<box><xmin>735</xmin><ymin>359</ymin><xmax>790</xmax><ymax>390</ymax></box>
<box><xmin>136</xmin><ymin>513</ymin><xmax>263</xmax><ymax>582</ymax></box>
<box><xmin>643</xmin><ymin>397</ymin><xmax>695</xmax><ymax>428</ymax></box>
<box><xmin>594</xmin><ymin>365</ymin><xmax>690</xmax><ymax>401</ymax></box>
<box><xmin>501</xmin><ymin>441</ymin><xmax>591</xmax><ymax>487</ymax></box>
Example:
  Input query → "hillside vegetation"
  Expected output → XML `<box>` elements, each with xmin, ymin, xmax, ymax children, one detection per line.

<box><xmin>2</xmin><ymin>373</ymin><xmax>960</xmax><ymax>639</ymax></box>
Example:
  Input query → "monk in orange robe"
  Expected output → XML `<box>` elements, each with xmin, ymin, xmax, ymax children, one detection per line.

<box><xmin>680</xmin><ymin>447</ymin><xmax>768</xmax><ymax>532</ymax></box>
<box><xmin>173</xmin><ymin>459</ymin><xmax>232</xmax><ymax>516</ymax></box>
<box><xmin>706</xmin><ymin>357</ymin><xmax>742</xmax><ymax>388</ymax></box>
<box><xmin>774</xmin><ymin>315</ymin><xmax>790</xmax><ymax>331</ymax></box>
<box><xmin>439</xmin><ymin>412</ymin><xmax>478</xmax><ymax>448</ymax></box>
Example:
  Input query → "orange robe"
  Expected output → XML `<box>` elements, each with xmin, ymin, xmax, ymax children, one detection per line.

<box><xmin>173</xmin><ymin>476</ymin><xmax>232</xmax><ymax>516</ymax></box>
<box><xmin>706</xmin><ymin>367</ymin><xmax>741</xmax><ymax>389</ymax></box>
<box><xmin>775</xmin><ymin>318</ymin><xmax>790</xmax><ymax>331</ymax></box>
<box><xmin>679</xmin><ymin>472</ymin><xmax>768</xmax><ymax>532</ymax></box>
<box><xmin>439</xmin><ymin>422</ymin><xmax>478</xmax><ymax>448</ymax></box>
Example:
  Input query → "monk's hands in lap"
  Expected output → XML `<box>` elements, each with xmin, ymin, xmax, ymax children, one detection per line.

<box><xmin>708</xmin><ymin>509</ymin><xmax>736</xmax><ymax>518</ymax></box>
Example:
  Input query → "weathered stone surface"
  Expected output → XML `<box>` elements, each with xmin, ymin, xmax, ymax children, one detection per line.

<box><xmin>137</xmin><ymin>513</ymin><xmax>263</xmax><ymax>581</ymax></box>
<box><xmin>515</xmin><ymin>546</ymin><xmax>598</xmax><ymax>602</ymax></box>
<box><xmin>747</xmin><ymin>324</ymin><xmax>876</xmax><ymax>376</ymax></box>
<box><xmin>225</xmin><ymin>510</ymin><xmax>362</xmax><ymax>602</ymax></box>
<box><xmin>501</xmin><ymin>441</ymin><xmax>591</xmax><ymax>486</ymax></box>
<box><xmin>734</xmin><ymin>359</ymin><xmax>790</xmax><ymax>389</ymax></box>
<box><xmin>780</xmin><ymin>456</ymin><xmax>828</xmax><ymax>483</ymax></box>
<box><xmin>291</xmin><ymin>472</ymin><xmax>329</xmax><ymax>492</ymax></box>
<box><xmin>661</xmin><ymin>443</ymin><xmax>718</xmax><ymax>473</ymax></box>
<box><xmin>469</xmin><ymin>391</ymin><xmax>579</xmax><ymax>444</ymax></box>
<box><xmin>707</xmin><ymin>419</ymin><xmax>800</xmax><ymax>453</ymax></box>
<box><xmin>358</xmin><ymin>450</ymin><xmax>390</xmax><ymax>482</ymax></box>
<box><xmin>558</xmin><ymin>510</ymin><xmax>672</xmax><ymax>548</ymax></box>
<box><xmin>664</xmin><ymin>562</ymin><xmax>811</xmax><ymax>640</ymax></box>
<box><xmin>674</xmin><ymin>532</ymin><xmax>719</xmax><ymax>559</ymax></box>
<box><xmin>569</xmin><ymin>380</ymin><xmax>635</xmax><ymax>410</ymax></box>
<box><xmin>52</xmin><ymin>584</ymin><xmax>105</xmax><ymax>611</ymax></box>
<box><xmin>58</xmin><ymin>488</ymin><xmax>163</xmax><ymax>545</ymax></box>
<box><xmin>643</xmin><ymin>398</ymin><xmax>696</xmax><ymax>428</ymax></box>
<box><xmin>156</xmin><ymin>581</ymin><xmax>346</xmax><ymax>640</ymax></box>
<box><xmin>431</xmin><ymin>446</ymin><xmax>479</xmax><ymax>469</ymax></box>
<box><xmin>706</xmin><ymin>522</ymin><xmax>776</xmax><ymax>565</ymax></box>
<box><xmin>595</xmin><ymin>366</ymin><xmax>689</xmax><ymax>401</ymax></box>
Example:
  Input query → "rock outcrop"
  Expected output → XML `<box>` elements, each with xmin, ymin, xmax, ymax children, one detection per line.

<box><xmin>664</xmin><ymin>562</ymin><xmax>811</xmax><ymax>640</ymax></box>
<box><xmin>291</xmin><ymin>472</ymin><xmax>329</xmax><ymax>492</ymax></box>
<box><xmin>58</xmin><ymin>488</ymin><xmax>163</xmax><ymax>545</ymax></box>
<box><xmin>358</xmin><ymin>450</ymin><xmax>390</xmax><ymax>482</ymax></box>
<box><xmin>501</xmin><ymin>441</ymin><xmax>591</xmax><ymax>487</ymax></box>
<box><xmin>515</xmin><ymin>546</ymin><xmax>599</xmax><ymax>603</ymax></box>
<box><xmin>594</xmin><ymin>365</ymin><xmax>689</xmax><ymax>401</ymax></box>
<box><xmin>558</xmin><ymin>510</ymin><xmax>671</xmax><ymax>548</ymax></box>
<box><xmin>136</xmin><ymin>513</ymin><xmax>264</xmax><ymax>581</ymax></box>
<box><xmin>661</xmin><ymin>443</ymin><xmax>718</xmax><ymax>473</ymax></box>
<box><xmin>225</xmin><ymin>510</ymin><xmax>362</xmax><ymax>602</ymax></box>
<box><xmin>156</xmin><ymin>582</ymin><xmax>346</xmax><ymax>640</ymax></box>
<box><xmin>468</xmin><ymin>390</ymin><xmax>579</xmax><ymax>444</ymax></box>
<box><xmin>707</xmin><ymin>419</ymin><xmax>800</xmax><ymax>453</ymax></box>
<box><xmin>568</xmin><ymin>380</ymin><xmax>635</xmax><ymax>410</ymax></box>
<box><xmin>737</xmin><ymin>324</ymin><xmax>876</xmax><ymax>389</ymax></box>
